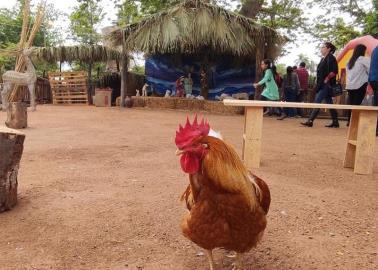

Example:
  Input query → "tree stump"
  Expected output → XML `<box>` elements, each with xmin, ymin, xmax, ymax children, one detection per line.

<box><xmin>5</xmin><ymin>102</ymin><xmax>28</xmax><ymax>129</ymax></box>
<box><xmin>0</xmin><ymin>126</ymin><xmax>25</xmax><ymax>212</ymax></box>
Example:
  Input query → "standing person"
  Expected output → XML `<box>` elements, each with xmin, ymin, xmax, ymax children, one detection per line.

<box><xmin>296</xmin><ymin>62</ymin><xmax>310</xmax><ymax>116</ymax></box>
<box><xmin>175</xmin><ymin>76</ymin><xmax>185</xmax><ymax>97</ymax></box>
<box><xmin>345</xmin><ymin>44</ymin><xmax>370</xmax><ymax>125</ymax></box>
<box><xmin>278</xmin><ymin>66</ymin><xmax>300</xmax><ymax>120</ymax></box>
<box><xmin>272</xmin><ymin>65</ymin><xmax>283</xmax><ymax>116</ymax></box>
<box><xmin>301</xmin><ymin>42</ymin><xmax>340</xmax><ymax>128</ymax></box>
<box><xmin>368</xmin><ymin>45</ymin><xmax>378</xmax><ymax>136</ymax></box>
<box><xmin>184</xmin><ymin>72</ymin><xmax>193</xmax><ymax>97</ymax></box>
<box><xmin>253</xmin><ymin>59</ymin><xmax>279</xmax><ymax>115</ymax></box>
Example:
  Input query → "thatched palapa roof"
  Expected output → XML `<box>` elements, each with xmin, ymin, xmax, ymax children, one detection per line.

<box><xmin>32</xmin><ymin>45</ymin><xmax>121</xmax><ymax>63</ymax></box>
<box><xmin>108</xmin><ymin>0</ymin><xmax>285</xmax><ymax>57</ymax></box>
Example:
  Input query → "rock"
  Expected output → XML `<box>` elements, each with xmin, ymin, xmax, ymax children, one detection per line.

<box><xmin>0</xmin><ymin>126</ymin><xmax>25</xmax><ymax>212</ymax></box>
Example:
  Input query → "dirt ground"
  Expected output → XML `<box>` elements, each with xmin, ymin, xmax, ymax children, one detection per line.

<box><xmin>0</xmin><ymin>105</ymin><xmax>377</xmax><ymax>270</ymax></box>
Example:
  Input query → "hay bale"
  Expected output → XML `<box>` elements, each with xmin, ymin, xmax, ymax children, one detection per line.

<box><xmin>145</xmin><ymin>97</ymin><xmax>176</xmax><ymax>109</ymax></box>
<box><xmin>204</xmin><ymin>100</ymin><xmax>244</xmax><ymax>115</ymax></box>
<box><xmin>175</xmin><ymin>98</ymin><xmax>190</xmax><ymax>110</ymax></box>
<box><xmin>187</xmin><ymin>99</ymin><xmax>205</xmax><ymax>111</ymax></box>
<box><xmin>132</xmin><ymin>96</ymin><xmax>147</xmax><ymax>107</ymax></box>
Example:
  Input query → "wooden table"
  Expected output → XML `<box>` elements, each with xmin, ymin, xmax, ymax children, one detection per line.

<box><xmin>223</xmin><ymin>100</ymin><xmax>378</xmax><ymax>175</ymax></box>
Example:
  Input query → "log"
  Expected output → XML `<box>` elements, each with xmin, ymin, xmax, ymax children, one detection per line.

<box><xmin>0</xmin><ymin>126</ymin><xmax>25</xmax><ymax>212</ymax></box>
<box><xmin>5</xmin><ymin>102</ymin><xmax>28</xmax><ymax>129</ymax></box>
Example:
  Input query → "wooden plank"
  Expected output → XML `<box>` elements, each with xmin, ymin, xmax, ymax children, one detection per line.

<box><xmin>53</xmin><ymin>96</ymin><xmax>88</xmax><ymax>99</ymax></box>
<box><xmin>344</xmin><ymin>111</ymin><xmax>359</xmax><ymax>169</ymax></box>
<box><xmin>53</xmin><ymin>98</ymin><xmax>87</xmax><ymax>101</ymax></box>
<box><xmin>48</xmin><ymin>72</ymin><xmax>87</xmax><ymax>76</ymax></box>
<box><xmin>53</xmin><ymin>94</ymin><xmax>87</xmax><ymax>97</ymax></box>
<box><xmin>50</xmin><ymin>79</ymin><xmax>87</xmax><ymax>84</ymax></box>
<box><xmin>243</xmin><ymin>107</ymin><xmax>263</xmax><ymax>169</ymax></box>
<box><xmin>354</xmin><ymin>111</ymin><xmax>378</xmax><ymax>174</ymax></box>
<box><xmin>224</xmin><ymin>100</ymin><xmax>378</xmax><ymax>111</ymax></box>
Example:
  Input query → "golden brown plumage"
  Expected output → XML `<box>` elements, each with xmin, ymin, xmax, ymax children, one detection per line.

<box><xmin>176</xmin><ymin>119</ymin><xmax>271</xmax><ymax>269</ymax></box>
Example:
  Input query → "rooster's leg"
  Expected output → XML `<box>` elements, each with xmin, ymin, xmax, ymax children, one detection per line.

<box><xmin>206</xmin><ymin>249</ymin><xmax>215</xmax><ymax>270</ymax></box>
<box><xmin>232</xmin><ymin>253</ymin><xmax>243</xmax><ymax>270</ymax></box>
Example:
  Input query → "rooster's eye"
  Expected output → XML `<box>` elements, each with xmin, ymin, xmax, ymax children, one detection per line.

<box><xmin>202</xmin><ymin>144</ymin><xmax>208</xmax><ymax>149</ymax></box>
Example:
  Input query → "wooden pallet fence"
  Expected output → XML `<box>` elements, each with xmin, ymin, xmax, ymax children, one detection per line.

<box><xmin>48</xmin><ymin>71</ymin><xmax>88</xmax><ymax>104</ymax></box>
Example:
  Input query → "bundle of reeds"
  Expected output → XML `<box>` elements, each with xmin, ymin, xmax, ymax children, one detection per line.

<box><xmin>9</xmin><ymin>0</ymin><xmax>45</xmax><ymax>102</ymax></box>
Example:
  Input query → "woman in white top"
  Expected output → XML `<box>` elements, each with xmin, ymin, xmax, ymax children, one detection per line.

<box><xmin>346</xmin><ymin>44</ymin><xmax>371</xmax><ymax>124</ymax></box>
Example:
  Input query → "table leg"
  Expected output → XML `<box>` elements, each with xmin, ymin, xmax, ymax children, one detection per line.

<box><xmin>344</xmin><ymin>110</ymin><xmax>359</xmax><ymax>169</ymax></box>
<box><xmin>354</xmin><ymin>111</ymin><xmax>378</xmax><ymax>174</ymax></box>
<box><xmin>243</xmin><ymin>107</ymin><xmax>263</xmax><ymax>169</ymax></box>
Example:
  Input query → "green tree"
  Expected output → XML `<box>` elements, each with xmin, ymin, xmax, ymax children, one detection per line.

<box><xmin>364</xmin><ymin>0</ymin><xmax>378</xmax><ymax>37</ymax></box>
<box><xmin>312</xmin><ymin>17</ymin><xmax>361</xmax><ymax>49</ymax></box>
<box><xmin>69</xmin><ymin>0</ymin><xmax>105</xmax><ymax>103</ymax></box>
<box><xmin>69</xmin><ymin>0</ymin><xmax>105</xmax><ymax>45</ymax></box>
<box><xmin>255</xmin><ymin>0</ymin><xmax>307</xmax><ymax>39</ymax></box>
<box><xmin>114</xmin><ymin>0</ymin><xmax>140</xmax><ymax>27</ymax></box>
<box><xmin>0</xmin><ymin>1</ymin><xmax>61</xmax><ymax>74</ymax></box>
<box><xmin>309</xmin><ymin>0</ymin><xmax>377</xmax><ymax>47</ymax></box>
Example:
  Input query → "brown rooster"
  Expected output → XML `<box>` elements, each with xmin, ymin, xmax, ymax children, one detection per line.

<box><xmin>175</xmin><ymin>116</ymin><xmax>271</xmax><ymax>270</ymax></box>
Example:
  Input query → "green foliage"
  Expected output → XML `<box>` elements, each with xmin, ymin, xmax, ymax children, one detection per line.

<box><xmin>364</xmin><ymin>0</ymin><xmax>378</xmax><ymax>37</ymax></box>
<box><xmin>114</xmin><ymin>0</ymin><xmax>141</xmax><ymax>27</ymax></box>
<box><xmin>312</xmin><ymin>17</ymin><xmax>361</xmax><ymax>49</ymax></box>
<box><xmin>131</xmin><ymin>65</ymin><xmax>145</xmax><ymax>75</ymax></box>
<box><xmin>309</xmin><ymin>0</ymin><xmax>377</xmax><ymax>47</ymax></box>
<box><xmin>275</xmin><ymin>63</ymin><xmax>286</xmax><ymax>75</ymax></box>
<box><xmin>295</xmin><ymin>53</ymin><xmax>317</xmax><ymax>75</ymax></box>
<box><xmin>69</xmin><ymin>0</ymin><xmax>105</xmax><ymax>73</ymax></box>
<box><xmin>69</xmin><ymin>0</ymin><xmax>105</xmax><ymax>45</ymax></box>
<box><xmin>256</xmin><ymin>0</ymin><xmax>307</xmax><ymax>39</ymax></box>
<box><xmin>0</xmin><ymin>1</ymin><xmax>60</xmax><ymax>73</ymax></box>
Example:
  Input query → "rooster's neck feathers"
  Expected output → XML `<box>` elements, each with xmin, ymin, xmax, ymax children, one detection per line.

<box><xmin>200</xmin><ymin>137</ymin><xmax>259</xmax><ymax>210</ymax></box>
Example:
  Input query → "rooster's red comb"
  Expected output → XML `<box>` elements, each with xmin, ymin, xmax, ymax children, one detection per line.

<box><xmin>175</xmin><ymin>115</ymin><xmax>210</xmax><ymax>149</ymax></box>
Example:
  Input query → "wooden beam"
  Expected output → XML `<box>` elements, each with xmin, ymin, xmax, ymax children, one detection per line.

<box><xmin>243</xmin><ymin>107</ymin><xmax>263</xmax><ymax>169</ymax></box>
<box><xmin>224</xmin><ymin>100</ymin><xmax>378</xmax><ymax>111</ymax></box>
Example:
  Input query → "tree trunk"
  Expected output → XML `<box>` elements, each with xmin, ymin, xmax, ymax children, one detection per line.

<box><xmin>120</xmin><ymin>51</ymin><xmax>128</xmax><ymax>107</ymax></box>
<box><xmin>5</xmin><ymin>102</ymin><xmax>28</xmax><ymax>129</ymax></box>
<box><xmin>254</xmin><ymin>38</ymin><xmax>265</xmax><ymax>100</ymax></box>
<box><xmin>0</xmin><ymin>126</ymin><xmax>25</xmax><ymax>212</ymax></box>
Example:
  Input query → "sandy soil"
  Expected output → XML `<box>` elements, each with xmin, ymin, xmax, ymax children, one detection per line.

<box><xmin>0</xmin><ymin>105</ymin><xmax>377</xmax><ymax>270</ymax></box>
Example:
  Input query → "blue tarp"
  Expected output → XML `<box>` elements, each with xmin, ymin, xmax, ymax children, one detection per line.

<box><xmin>145</xmin><ymin>54</ymin><xmax>256</xmax><ymax>99</ymax></box>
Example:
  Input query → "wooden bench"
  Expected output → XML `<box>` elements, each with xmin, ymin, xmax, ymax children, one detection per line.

<box><xmin>223</xmin><ymin>100</ymin><xmax>378</xmax><ymax>175</ymax></box>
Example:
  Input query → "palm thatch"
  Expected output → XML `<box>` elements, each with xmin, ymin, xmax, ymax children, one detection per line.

<box><xmin>108</xmin><ymin>0</ymin><xmax>285</xmax><ymax>57</ymax></box>
<box><xmin>31</xmin><ymin>45</ymin><xmax>121</xmax><ymax>63</ymax></box>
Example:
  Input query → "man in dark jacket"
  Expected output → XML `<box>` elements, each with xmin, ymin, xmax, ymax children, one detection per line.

<box><xmin>296</xmin><ymin>62</ymin><xmax>310</xmax><ymax>116</ymax></box>
<box><xmin>368</xmin><ymin>45</ymin><xmax>378</xmax><ymax>136</ymax></box>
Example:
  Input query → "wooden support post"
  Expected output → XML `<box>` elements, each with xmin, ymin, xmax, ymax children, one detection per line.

<box><xmin>344</xmin><ymin>110</ymin><xmax>359</xmax><ymax>169</ymax></box>
<box><xmin>243</xmin><ymin>107</ymin><xmax>263</xmax><ymax>169</ymax></box>
<box><xmin>0</xmin><ymin>127</ymin><xmax>25</xmax><ymax>212</ymax></box>
<box><xmin>354</xmin><ymin>111</ymin><xmax>378</xmax><ymax>174</ymax></box>
<box><xmin>120</xmin><ymin>31</ymin><xmax>128</xmax><ymax>108</ymax></box>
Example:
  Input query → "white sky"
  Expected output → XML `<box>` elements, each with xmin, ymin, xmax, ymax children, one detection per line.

<box><xmin>0</xmin><ymin>0</ymin><xmax>357</xmax><ymax>67</ymax></box>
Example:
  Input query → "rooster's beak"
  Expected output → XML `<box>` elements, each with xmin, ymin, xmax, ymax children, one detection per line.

<box><xmin>176</xmin><ymin>149</ymin><xmax>184</xmax><ymax>156</ymax></box>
